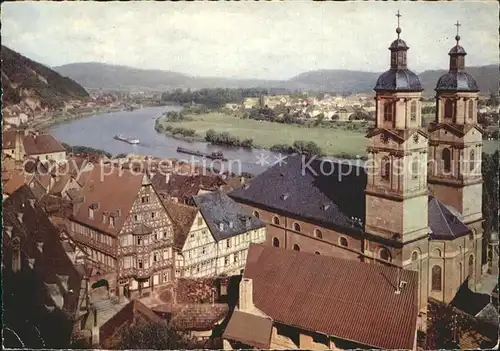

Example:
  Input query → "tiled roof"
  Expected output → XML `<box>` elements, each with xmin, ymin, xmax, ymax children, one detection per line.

<box><xmin>151</xmin><ymin>173</ymin><xmax>225</xmax><ymax>202</ymax></box>
<box><xmin>374</xmin><ymin>69</ymin><xmax>423</xmax><ymax>92</ymax></box>
<box><xmin>223</xmin><ymin>310</ymin><xmax>273</xmax><ymax>349</ymax></box>
<box><xmin>39</xmin><ymin>194</ymin><xmax>73</xmax><ymax>219</ymax></box>
<box><xmin>23</xmin><ymin>133</ymin><xmax>66</xmax><ymax>156</ymax></box>
<box><xmin>169</xmin><ymin>303</ymin><xmax>229</xmax><ymax>331</ymax></box>
<box><xmin>72</xmin><ymin>165</ymin><xmax>144</xmax><ymax>236</ymax></box>
<box><xmin>162</xmin><ymin>200</ymin><xmax>199</xmax><ymax>250</ymax></box>
<box><xmin>244</xmin><ymin>244</ymin><xmax>419</xmax><ymax>350</ymax></box>
<box><xmin>193</xmin><ymin>191</ymin><xmax>266</xmax><ymax>242</ymax></box>
<box><xmin>2</xmin><ymin>130</ymin><xmax>17</xmax><ymax>149</ymax></box>
<box><xmin>450</xmin><ymin>283</ymin><xmax>491</xmax><ymax>317</ymax></box>
<box><xmin>2</xmin><ymin>186</ymin><xmax>85</xmax><ymax>318</ymax></box>
<box><xmin>49</xmin><ymin>173</ymin><xmax>71</xmax><ymax>195</ymax></box>
<box><xmin>228</xmin><ymin>155</ymin><xmax>366</xmax><ymax>233</ymax></box>
<box><xmin>2</xmin><ymin>170</ymin><xmax>26</xmax><ymax>195</ymax></box>
<box><xmin>428</xmin><ymin>196</ymin><xmax>471</xmax><ymax>240</ymax></box>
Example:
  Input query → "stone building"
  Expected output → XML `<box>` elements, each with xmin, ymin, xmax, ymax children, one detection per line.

<box><xmin>165</xmin><ymin>191</ymin><xmax>266</xmax><ymax>278</ymax></box>
<box><xmin>229</xmin><ymin>20</ymin><xmax>484</xmax><ymax>313</ymax></box>
<box><xmin>23</xmin><ymin>132</ymin><xmax>67</xmax><ymax>163</ymax></box>
<box><xmin>69</xmin><ymin>165</ymin><xmax>175</xmax><ymax>299</ymax></box>
<box><xmin>222</xmin><ymin>244</ymin><xmax>419</xmax><ymax>350</ymax></box>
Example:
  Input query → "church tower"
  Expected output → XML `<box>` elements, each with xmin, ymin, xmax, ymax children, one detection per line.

<box><xmin>428</xmin><ymin>22</ymin><xmax>483</xmax><ymax>226</ymax></box>
<box><xmin>365</xmin><ymin>11</ymin><xmax>429</xmax><ymax>270</ymax></box>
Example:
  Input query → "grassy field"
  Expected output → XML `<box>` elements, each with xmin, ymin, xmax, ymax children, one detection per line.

<box><xmin>158</xmin><ymin>112</ymin><xmax>499</xmax><ymax>156</ymax></box>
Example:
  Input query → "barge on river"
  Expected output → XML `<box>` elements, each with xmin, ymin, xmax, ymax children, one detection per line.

<box><xmin>176</xmin><ymin>147</ymin><xmax>227</xmax><ymax>161</ymax></box>
<box><xmin>114</xmin><ymin>134</ymin><xmax>140</xmax><ymax>145</ymax></box>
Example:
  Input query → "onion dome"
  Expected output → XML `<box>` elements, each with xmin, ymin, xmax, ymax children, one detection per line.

<box><xmin>374</xmin><ymin>11</ymin><xmax>423</xmax><ymax>92</ymax></box>
<box><xmin>435</xmin><ymin>22</ymin><xmax>479</xmax><ymax>93</ymax></box>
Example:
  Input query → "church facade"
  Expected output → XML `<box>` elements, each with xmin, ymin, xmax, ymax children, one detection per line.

<box><xmin>229</xmin><ymin>17</ymin><xmax>484</xmax><ymax>313</ymax></box>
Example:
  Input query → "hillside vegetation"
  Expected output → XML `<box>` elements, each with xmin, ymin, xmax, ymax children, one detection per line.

<box><xmin>1</xmin><ymin>46</ymin><xmax>89</xmax><ymax>109</ymax></box>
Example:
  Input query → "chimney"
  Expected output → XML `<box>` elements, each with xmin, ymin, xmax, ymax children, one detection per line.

<box><xmin>239</xmin><ymin>278</ymin><xmax>254</xmax><ymax>312</ymax></box>
<box><xmin>219</xmin><ymin>222</ymin><xmax>225</xmax><ymax>231</ymax></box>
<box><xmin>165</xmin><ymin>172</ymin><xmax>171</xmax><ymax>184</ymax></box>
<box><xmin>240</xmin><ymin>177</ymin><xmax>245</xmax><ymax>185</ymax></box>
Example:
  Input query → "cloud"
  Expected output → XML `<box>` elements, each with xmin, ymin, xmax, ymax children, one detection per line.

<box><xmin>1</xmin><ymin>1</ymin><xmax>498</xmax><ymax>80</ymax></box>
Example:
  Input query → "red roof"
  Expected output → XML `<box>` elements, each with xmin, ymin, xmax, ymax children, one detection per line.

<box><xmin>243</xmin><ymin>244</ymin><xmax>419</xmax><ymax>350</ymax></box>
<box><xmin>23</xmin><ymin>133</ymin><xmax>66</xmax><ymax>156</ymax></box>
<box><xmin>2</xmin><ymin>130</ymin><xmax>17</xmax><ymax>149</ymax></box>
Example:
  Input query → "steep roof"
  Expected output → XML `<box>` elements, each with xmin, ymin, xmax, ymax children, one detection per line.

<box><xmin>2</xmin><ymin>186</ymin><xmax>85</xmax><ymax>318</ymax></box>
<box><xmin>168</xmin><ymin>303</ymin><xmax>229</xmax><ymax>331</ymax></box>
<box><xmin>162</xmin><ymin>200</ymin><xmax>199</xmax><ymax>250</ymax></box>
<box><xmin>223</xmin><ymin>310</ymin><xmax>273</xmax><ymax>349</ymax></box>
<box><xmin>2</xmin><ymin>170</ymin><xmax>26</xmax><ymax>195</ymax></box>
<box><xmin>193</xmin><ymin>191</ymin><xmax>266</xmax><ymax>242</ymax></box>
<box><xmin>428</xmin><ymin>196</ymin><xmax>471</xmax><ymax>240</ymax></box>
<box><xmin>72</xmin><ymin>165</ymin><xmax>144</xmax><ymax>236</ymax></box>
<box><xmin>243</xmin><ymin>244</ymin><xmax>419</xmax><ymax>350</ymax></box>
<box><xmin>229</xmin><ymin>155</ymin><xmax>366</xmax><ymax>233</ymax></box>
<box><xmin>151</xmin><ymin>173</ymin><xmax>226</xmax><ymax>201</ymax></box>
<box><xmin>23</xmin><ymin>133</ymin><xmax>66</xmax><ymax>156</ymax></box>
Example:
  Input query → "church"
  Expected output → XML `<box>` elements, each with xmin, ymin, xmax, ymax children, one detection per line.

<box><xmin>229</xmin><ymin>15</ymin><xmax>485</xmax><ymax>314</ymax></box>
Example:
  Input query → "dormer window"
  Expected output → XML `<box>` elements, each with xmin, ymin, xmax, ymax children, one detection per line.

<box><xmin>89</xmin><ymin>208</ymin><xmax>94</xmax><ymax>219</ymax></box>
<box><xmin>102</xmin><ymin>213</ymin><xmax>107</xmax><ymax>224</ymax></box>
<box><xmin>109</xmin><ymin>216</ymin><xmax>115</xmax><ymax>227</ymax></box>
<box><xmin>280</xmin><ymin>193</ymin><xmax>289</xmax><ymax>201</ymax></box>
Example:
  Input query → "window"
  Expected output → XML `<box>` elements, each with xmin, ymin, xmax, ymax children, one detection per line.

<box><xmin>253</xmin><ymin>211</ymin><xmax>259</xmax><ymax>219</ymax></box>
<box><xmin>383</xmin><ymin>101</ymin><xmax>393</xmax><ymax>122</ymax></box>
<box><xmin>226</xmin><ymin>239</ymin><xmax>232</xmax><ymax>249</ymax></box>
<box><xmin>433</xmin><ymin>248</ymin><xmax>442</xmax><ymax>257</ymax></box>
<box><xmin>314</xmin><ymin>229</ymin><xmax>323</xmax><ymax>239</ymax></box>
<box><xmin>293</xmin><ymin>222</ymin><xmax>301</xmax><ymax>232</ymax></box>
<box><xmin>411</xmin><ymin>251</ymin><xmax>419</xmax><ymax>261</ymax></box>
<box><xmin>412</xmin><ymin>157</ymin><xmax>419</xmax><ymax>180</ymax></box>
<box><xmin>381</xmin><ymin>156</ymin><xmax>390</xmax><ymax>181</ymax></box>
<box><xmin>293</xmin><ymin>244</ymin><xmax>300</xmax><ymax>252</ymax></box>
<box><xmin>202</xmin><ymin>247</ymin><xmax>206</xmax><ymax>255</ymax></box>
<box><xmin>134</xmin><ymin>214</ymin><xmax>138</xmax><ymax>222</ymax></box>
<box><xmin>339</xmin><ymin>237</ymin><xmax>348</xmax><ymax>247</ymax></box>
<box><xmin>234</xmin><ymin>254</ymin><xmax>238</xmax><ymax>263</ymax></box>
<box><xmin>273</xmin><ymin>237</ymin><xmax>280</xmax><ymax>248</ymax></box>
<box><xmin>138</xmin><ymin>259</ymin><xmax>143</xmax><ymax>269</ymax></box>
<box><xmin>380</xmin><ymin>248</ymin><xmax>391</xmax><ymax>261</ymax></box>
<box><xmin>468</xmin><ymin>100</ymin><xmax>474</xmax><ymax>119</ymax></box>
<box><xmin>431</xmin><ymin>265</ymin><xmax>442</xmax><ymax>291</ymax></box>
<box><xmin>109</xmin><ymin>216</ymin><xmax>115</xmax><ymax>227</ymax></box>
<box><xmin>141</xmin><ymin>196</ymin><xmax>146</xmax><ymax>203</ymax></box>
<box><xmin>153</xmin><ymin>252</ymin><xmax>158</xmax><ymax>262</ymax></box>
<box><xmin>163</xmin><ymin>231</ymin><xmax>167</xmax><ymax>239</ymax></box>
<box><xmin>224</xmin><ymin>256</ymin><xmax>229</xmax><ymax>266</ymax></box>
<box><xmin>315</xmin><ymin>251</ymin><xmax>321</xmax><ymax>255</ymax></box>
<box><xmin>469</xmin><ymin>149</ymin><xmax>475</xmax><ymax>172</ymax></box>
<box><xmin>410</xmin><ymin>100</ymin><xmax>417</xmax><ymax>121</ymax></box>
<box><xmin>163</xmin><ymin>271</ymin><xmax>169</xmax><ymax>283</ymax></box>
<box><xmin>197</xmin><ymin>217</ymin><xmax>203</xmax><ymax>226</ymax></box>
<box><xmin>151</xmin><ymin>212</ymin><xmax>156</xmax><ymax>219</ymax></box>
<box><xmin>272</xmin><ymin>216</ymin><xmax>280</xmax><ymax>225</ymax></box>
<box><xmin>137</xmin><ymin>236</ymin><xmax>142</xmax><ymax>245</ymax></box>
<box><xmin>153</xmin><ymin>232</ymin><xmax>158</xmax><ymax>241</ymax></box>
<box><xmin>442</xmin><ymin>148</ymin><xmax>451</xmax><ymax>172</ymax></box>
<box><xmin>444</xmin><ymin>99</ymin><xmax>454</xmax><ymax>119</ymax></box>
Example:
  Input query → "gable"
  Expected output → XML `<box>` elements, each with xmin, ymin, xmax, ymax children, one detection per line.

<box><xmin>402</xmin><ymin>130</ymin><xmax>429</xmax><ymax>149</ymax></box>
<box><xmin>182</xmin><ymin>212</ymin><xmax>213</xmax><ymax>252</ymax></box>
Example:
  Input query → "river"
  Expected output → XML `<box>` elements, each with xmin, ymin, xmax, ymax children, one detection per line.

<box><xmin>48</xmin><ymin>106</ymin><xmax>283</xmax><ymax>175</ymax></box>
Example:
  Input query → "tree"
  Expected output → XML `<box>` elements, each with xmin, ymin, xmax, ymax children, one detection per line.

<box><xmin>482</xmin><ymin>151</ymin><xmax>499</xmax><ymax>245</ymax></box>
<box><xmin>118</xmin><ymin>321</ymin><xmax>195</xmax><ymax>350</ymax></box>
<box><xmin>486</xmin><ymin>93</ymin><xmax>499</xmax><ymax>107</ymax></box>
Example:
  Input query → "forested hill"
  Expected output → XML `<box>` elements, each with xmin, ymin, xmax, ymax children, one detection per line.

<box><xmin>1</xmin><ymin>46</ymin><xmax>89</xmax><ymax>109</ymax></box>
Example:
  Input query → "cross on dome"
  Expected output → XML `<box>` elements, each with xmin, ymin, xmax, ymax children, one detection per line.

<box><xmin>454</xmin><ymin>20</ymin><xmax>461</xmax><ymax>44</ymax></box>
<box><xmin>396</xmin><ymin>10</ymin><xmax>402</xmax><ymax>38</ymax></box>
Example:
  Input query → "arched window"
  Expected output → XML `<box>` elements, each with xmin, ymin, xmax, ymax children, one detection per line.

<box><xmin>431</xmin><ymin>265</ymin><xmax>442</xmax><ymax>291</ymax></box>
<box><xmin>314</xmin><ymin>229</ymin><xmax>323</xmax><ymax>239</ymax></box>
<box><xmin>468</xmin><ymin>255</ymin><xmax>474</xmax><ymax>277</ymax></box>
<box><xmin>442</xmin><ymin>148</ymin><xmax>451</xmax><ymax>172</ymax></box>
<box><xmin>253</xmin><ymin>210</ymin><xmax>259</xmax><ymax>219</ymax></box>
<box><xmin>315</xmin><ymin>251</ymin><xmax>321</xmax><ymax>255</ymax></box>
<box><xmin>293</xmin><ymin>222</ymin><xmax>301</xmax><ymax>232</ymax></box>
<box><xmin>293</xmin><ymin>244</ymin><xmax>300</xmax><ymax>252</ymax></box>
<box><xmin>410</xmin><ymin>100</ymin><xmax>417</xmax><ymax>121</ymax></box>
<box><xmin>444</xmin><ymin>99</ymin><xmax>454</xmax><ymax>119</ymax></box>
<box><xmin>412</xmin><ymin>157</ymin><xmax>419</xmax><ymax>180</ymax></box>
<box><xmin>433</xmin><ymin>248</ymin><xmax>442</xmax><ymax>257</ymax></box>
<box><xmin>339</xmin><ymin>237</ymin><xmax>348</xmax><ymax>247</ymax></box>
<box><xmin>272</xmin><ymin>237</ymin><xmax>280</xmax><ymax>248</ymax></box>
<box><xmin>468</xmin><ymin>100</ymin><xmax>474</xmax><ymax>120</ymax></box>
<box><xmin>381</xmin><ymin>156</ymin><xmax>391</xmax><ymax>181</ymax></box>
<box><xmin>411</xmin><ymin>251</ymin><xmax>419</xmax><ymax>261</ymax></box>
<box><xmin>272</xmin><ymin>216</ymin><xmax>280</xmax><ymax>225</ymax></box>
<box><xmin>469</xmin><ymin>149</ymin><xmax>475</xmax><ymax>172</ymax></box>
<box><xmin>380</xmin><ymin>248</ymin><xmax>391</xmax><ymax>261</ymax></box>
<box><xmin>383</xmin><ymin>102</ymin><xmax>394</xmax><ymax>122</ymax></box>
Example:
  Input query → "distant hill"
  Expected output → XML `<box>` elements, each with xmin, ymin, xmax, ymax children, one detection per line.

<box><xmin>53</xmin><ymin>61</ymin><xmax>498</xmax><ymax>95</ymax></box>
<box><xmin>1</xmin><ymin>46</ymin><xmax>89</xmax><ymax>109</ymax></box>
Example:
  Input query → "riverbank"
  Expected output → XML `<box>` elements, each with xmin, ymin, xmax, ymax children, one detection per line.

<box><xmin>33</xmin><ymin>107</ymin><xmax>126</xmax><ymax>131</ymax></box>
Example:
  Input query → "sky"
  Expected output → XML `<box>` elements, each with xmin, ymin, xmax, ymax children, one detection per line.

<box><xmin>1</xmin><ymin>1</ymin><xmax>498</xmax><ymax>80</ymax></box>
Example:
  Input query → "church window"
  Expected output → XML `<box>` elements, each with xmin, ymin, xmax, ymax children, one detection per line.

<box><xmin>293</xmin><ymin>244</ymin><xmax>300</xmax><ymax>252</ymax></box>
<box><xmin>468</xmin><ymin>100</ymin><xmax>474</xmax><ymax>119</ymax></box>
<box><xmin>468</xmin><ymin>255</ymin><xmax>474</xmax><ymax>277</ymax></box>
<box><xmin>410</xmin><ymin>101</ymin><xmax>417</xmax><ymax>121</ymax></box>
<box><xmin>442</xmin><ymin>148</ymin><xmax>451</xmax><ymax>172</ymax></box>
<box><xmin>431</xmin><ymin>265</ymin><xmax>442</xmax><ymax>291</ymax></box>
<box><xmin>411</xmin><ymin>157</ymin><xmax>419</xmax><ymax>180</ymax></box>
<box><xmin>293</xmin><ymin>222</ymin><xmax>301</xmax><ymax>232</ymax></box>
<box><xmin>383</xmin><ymin>102</ymin><xmax>394</xmax><ymax>122</ymax></box>
<box><xmin>379</xmin><ymin>248</ymin><xmax>391</xmax><ymax>261</ymax></box>
<box><xmin>253</xmin><ymin>210</ymin><xmax>259</xmax><ymax>219</ymax></box>
<box><xmin>272</xmin><ymin>216</ymin><xmax>280</xmax><ymax>225</ymax></box>
<box><xmin>339</xmin><ymin>237</ymin><xmax>348</xmax><ymax>248</ymax></box>
<box><xmin>411</xmin><ymin>251</ymin><xmax>419</xmax><ymax>261</ymax></box>
<box><xmin>381</xmin><ymin>156</ymin><xmax>391</xmax><ymax>181</ymax></box>
<box><xmin>314</xmin><ymin>229</ymin><xmax>323</xmax><ymax>239</ymax></box>
<box><xmin>272</xmin><ymin>237</ymin><xmax>280</xmax><ymax>248</ymax></box>
<box><xmin>469</xmin><ymin>149</ymin><xmax>475</xmax><ymax>172</ymax></box>
<box><xmin>444</xmin><ymin>99</ymin><xmax>454</xmax><ymax>119</ymax></box>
